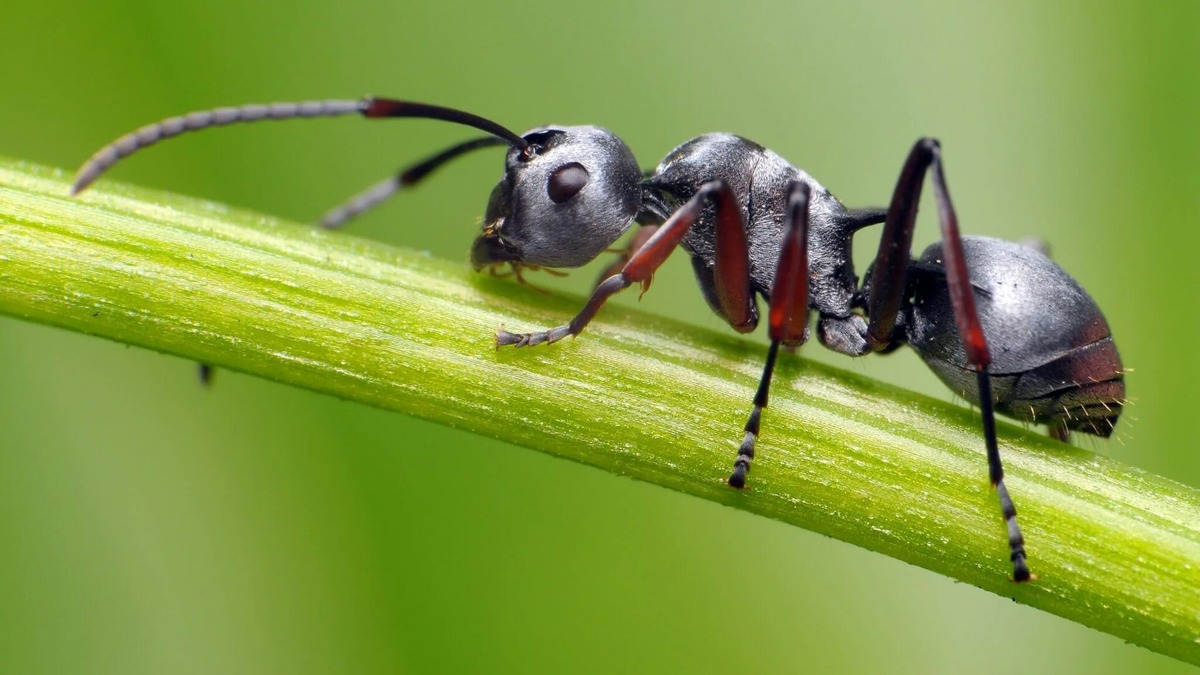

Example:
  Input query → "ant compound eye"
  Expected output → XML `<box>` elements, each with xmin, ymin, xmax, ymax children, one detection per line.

<box><xmin>547</xmin><ymin>162</ymin><xmax>589</xmax><ymax>203</ymax></box>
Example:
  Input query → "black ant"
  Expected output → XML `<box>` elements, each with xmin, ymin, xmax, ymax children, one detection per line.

<box><xmin>72</xmin><ymin>96</ymin><xmax>1126</xmax><ymax>582</ymax></box>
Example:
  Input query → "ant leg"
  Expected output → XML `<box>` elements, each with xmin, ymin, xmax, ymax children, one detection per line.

<box><xmin>866</xmin><ymin>138</ymin><xmax>1030</xmax><ymax>582</ymax></box>
<box><xmin>497</xmin><ymin>180</ymin><xmax>749</xmax><ymax>347</ymax></box>
<box><xmin>320</xmin><ymin>136</ymin><xmax>506</xmax><ymax>229</ymax></box>
<box><xmin>729</xmin><ymin>181</ymin><xmax>811</xmax><ymax>488</ymax></box>
<box><xmin>594</xmin><ymin>225</ymin><xmax>659</xmax><ymax>290</ymax></box>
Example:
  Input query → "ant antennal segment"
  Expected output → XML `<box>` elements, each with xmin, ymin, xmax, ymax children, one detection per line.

<box><xmin>73</xmin><ymin>97</ymin><xmax>527</xmax><ymax>196</ymax></box>
<box><xmin>321</xmin><ymin>136</ymin><xmax>506</xmax><ymax>229</ymax></box>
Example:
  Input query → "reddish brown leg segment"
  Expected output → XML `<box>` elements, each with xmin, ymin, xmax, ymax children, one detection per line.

<box><xmin>729</xmin><ymin>181</ymin><xmax>812</xmax><ymax>488</ymax></box>
<box><xmin>496</xmin><ymin>180</ymin><xmax>748</xmax><ymax>346</ymax></box>
<box><xmin>865</xmin><ymin>138</ymin><xmax>1029</xmax><ymax>582</ymax></box>
<box><xmin>710</xmin><ymin>184</ymin><xmax>757</xmax><ymax>333</ymax></box>
<box><xmin>595</xmin><ymin>225</ymin><xmax>659</xmax><ymax>290</ymax></box>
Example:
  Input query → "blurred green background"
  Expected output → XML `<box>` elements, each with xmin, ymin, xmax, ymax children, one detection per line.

<box><xmin>1</xmin><ymin>1</ymin><xmax>1197</xmax><ymax>673</ymax></box>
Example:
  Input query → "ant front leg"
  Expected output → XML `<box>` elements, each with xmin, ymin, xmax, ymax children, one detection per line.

<box><xmin>866</xmin><ymin>138</ymin><xmax>1030</xmax><ymax>582</ymax></box>
<box><xmin>496</xmin><ymin>181</ymin><xmax>748</xmax><ymax>347</ymax></box>
<box><xmin>729</xmin><ymin>181</ymin><xmax>812</xmax><ymax>488</ymax></box>
<box><xmin>594</xmin><ymin>225</ymin><xmax>660</xmax><ymax>290</ymax></box>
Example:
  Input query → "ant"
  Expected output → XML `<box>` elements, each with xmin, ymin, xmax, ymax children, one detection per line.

<box><xmin>73</xmin><ymin>96</ymin><xmax>1126</xmax><ymax>582</ymax></box>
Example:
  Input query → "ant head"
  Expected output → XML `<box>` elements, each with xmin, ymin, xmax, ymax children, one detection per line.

<box><xmin>471</xmin><ymin>125</ymin><xmax>642</xmax><ymax>270</ymax></box>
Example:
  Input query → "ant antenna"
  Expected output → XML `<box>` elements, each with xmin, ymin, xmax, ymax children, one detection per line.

<box><xmin>320</xmin><ymin>135</ymin><xmax>507</xmax><ymax>229</ymax></box>
<box><xmin>71</xmin><ymin>96</ymin><xmax>530</xmax><ymax>195</ymax></box>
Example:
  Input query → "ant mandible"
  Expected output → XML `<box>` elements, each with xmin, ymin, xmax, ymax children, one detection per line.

<box><xmin>72</xmin><ymin>96</ymin><xmax>1127</xmax><ymax>582</ymax></box>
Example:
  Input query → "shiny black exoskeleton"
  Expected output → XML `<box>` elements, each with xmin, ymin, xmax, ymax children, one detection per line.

<box><xmin>73</xmin><ymin>96</ymin><xmax>1125</xmax><ymax>581</ymax></box>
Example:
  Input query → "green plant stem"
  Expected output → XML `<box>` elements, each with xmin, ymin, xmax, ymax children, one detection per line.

<box><xmin>1</xmin><ymin>159</ymin><xmax>1198</xmax><ymax>665</ymax></box>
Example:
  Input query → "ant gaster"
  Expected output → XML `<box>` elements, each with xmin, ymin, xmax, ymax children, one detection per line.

<box><xmin>73</xmin><ymin>96</ymin><xmax>1127</xmax><ymax>582</ymax></box>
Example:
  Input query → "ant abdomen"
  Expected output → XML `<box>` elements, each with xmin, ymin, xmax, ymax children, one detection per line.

<box><xmin>906</xmin><ymin>237</ymin><xmax>1124</xmax><ymax>440</ymax></box>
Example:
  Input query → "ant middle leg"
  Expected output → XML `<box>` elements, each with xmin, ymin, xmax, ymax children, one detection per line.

<box><xmin>728</xmin><ymin>181</ymin><xmax>812</xmax><ymax>488</ymax></box>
